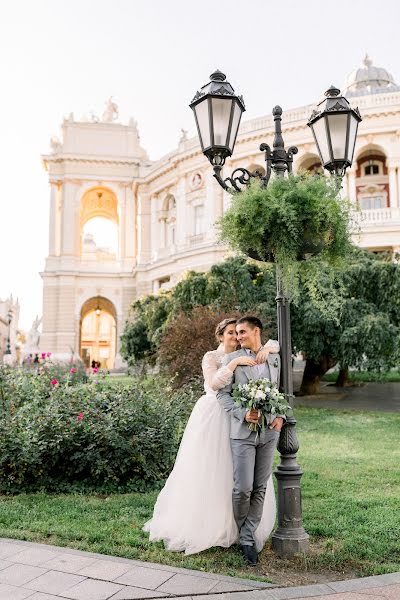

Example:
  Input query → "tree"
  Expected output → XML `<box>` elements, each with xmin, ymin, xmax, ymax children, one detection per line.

<box><xmin>291</xmin><ymin>251</ymin><xmax>400</xmax><ymax>394</ymax></box>
<box><xmin>121</xmin><ymin>257</ymin><xmax>278</xmax><ymax>367</ymax></box>
<box><xmin>120</xmin><ymin>292</ymin><xmax>172</xmax><ymax>365</ymax></box>
<box><xmin>121</xmin><ymin>253</ymin><xmax>400</xmax><ymax>394</ymax></box>
<box><xmin>158</xmin><ymin>307</ymin><xmax>242</xmax><ymax>387</ymax></box>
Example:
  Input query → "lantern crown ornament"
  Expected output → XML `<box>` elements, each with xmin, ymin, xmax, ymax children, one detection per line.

<box><xmin>308</xmin><ymin>85</ymin><xmax>362</xmax><ymax>177</ymax></box>
<box><xmin>189</xmin><ymin>69</ymin><xmax>245</xmax><ymax>167</ymax></box>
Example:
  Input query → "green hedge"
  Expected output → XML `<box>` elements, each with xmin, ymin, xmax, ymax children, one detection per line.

<box><xmin>0</xmin><ymin>367</ymin><xmax>200</xmax><ymax>493</ymax></box>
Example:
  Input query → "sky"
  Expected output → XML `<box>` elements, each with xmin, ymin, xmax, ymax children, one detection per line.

<box><xmin>1</xmin><ymin>0</ymin><xmax>399</xmax><ymax>330</ymax></box>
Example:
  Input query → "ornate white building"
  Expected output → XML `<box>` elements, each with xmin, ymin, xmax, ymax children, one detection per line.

<box><xmin>40</xmin><ymin>58</ymin><xmax>400</xmax><ymax>367</ymax></box>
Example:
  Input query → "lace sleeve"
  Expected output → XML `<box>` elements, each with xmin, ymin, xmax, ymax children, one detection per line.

<box><xmin>202</xmin><ymin>351</ymin><xmax>234</xmax><ymax>392</ymax></box>
<box><xmin>264</xmin><ymin>338</ymin><xmax>280</xmax><ymax>353</ymax></box>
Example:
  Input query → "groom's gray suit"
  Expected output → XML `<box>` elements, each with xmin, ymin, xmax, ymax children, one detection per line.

<box><xmin>217</xmin><ymin>349</ymin><xmax>282</xmax><ymax>547</ymax></box>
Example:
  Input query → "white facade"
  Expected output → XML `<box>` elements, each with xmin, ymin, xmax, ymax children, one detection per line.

<box><xmin>40</xmin><ymin>59</ymin><xmax>400</xmax><ymax>364</ymax></box>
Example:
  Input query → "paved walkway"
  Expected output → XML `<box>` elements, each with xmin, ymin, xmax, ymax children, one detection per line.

<box><xmin>0</xmin><ymin>539</ymin><xmax>399</xmax><ymax>600</ymax></box>
<box><xmin>290</xmin><ymin>363</ymin><xmax>400</xmax><ymax>412</ymax></box>
<box><xmin>293</xmin><ymin>381</ymin><xmax>400</xmax><ymax>413</ymax></box>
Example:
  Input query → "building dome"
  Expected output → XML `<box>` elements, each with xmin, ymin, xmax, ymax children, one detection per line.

<box><xmin>343</xmin><ymin>54</ymin><xmax>399</xmax><ymax>96</ymax></box>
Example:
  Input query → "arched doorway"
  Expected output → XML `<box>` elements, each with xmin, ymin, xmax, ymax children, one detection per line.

<box><xmin>80</xmin><ymin>297</ymin><xmax>117</xmax><ymax>369</ymax></box>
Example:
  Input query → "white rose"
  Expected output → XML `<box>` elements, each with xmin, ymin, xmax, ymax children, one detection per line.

<box><xmin>255</xmin><ymin>390</ymin><xmax>265</xmax><ymax>399</ymax></box>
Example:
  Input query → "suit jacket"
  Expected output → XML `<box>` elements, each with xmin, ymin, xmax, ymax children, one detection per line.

<box><xmin>217</xmin><ymin>349</ymin><xmax>281</xmax><ymax>440</ymax></box>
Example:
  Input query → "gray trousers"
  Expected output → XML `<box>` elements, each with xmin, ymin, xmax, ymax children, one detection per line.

<box><xmin>230</xmin><ymin>428</ymin><xmax>279</xmax><ymax>546</ymax></box>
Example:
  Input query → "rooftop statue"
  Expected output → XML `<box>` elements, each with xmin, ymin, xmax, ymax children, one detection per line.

<box><xmin>50</xmin><ymin>136</ymin><xmax>62</xmax><ymax>153</ymax></box>
<box><xmin>102</xmin><ymin>97</ymin><xmax>119</xmax><ymax>123</ymax></box>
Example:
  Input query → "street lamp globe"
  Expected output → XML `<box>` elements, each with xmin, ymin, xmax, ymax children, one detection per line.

<box><xmin>189</xmin><ymin>69</ymin><xmax>245</xmax><ymax>167</ymax></box>
<box><xmin>308</xmin><ymin>85</ymin><xmax>362</xmax><ymax>177</ymax></box>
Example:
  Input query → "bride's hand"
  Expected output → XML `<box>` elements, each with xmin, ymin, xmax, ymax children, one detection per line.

<box><xmin>255</xmin><ymin>348</ymin><xmax>270</xmax><ymax>364</ymax></box>
<box><xmin>228</xmin><ymin>356</ymin><xmax>257</xmax><ymax>372</ymax></box>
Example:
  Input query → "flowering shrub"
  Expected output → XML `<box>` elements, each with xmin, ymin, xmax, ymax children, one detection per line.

<box><xmin>23</xmin><ymin>358</ymin><xmax>88</xmax><ymax>386</ymax></box>
<box><xmin>0</xmin><ymin>367</ymin><xmax>198</xmax><ymax>493</ymax></box>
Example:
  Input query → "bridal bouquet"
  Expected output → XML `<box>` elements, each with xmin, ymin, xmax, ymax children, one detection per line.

<box><xmin>233</xmin><ymin>378</ymin><xmax>291</xmax><ymax>432</ymax></box>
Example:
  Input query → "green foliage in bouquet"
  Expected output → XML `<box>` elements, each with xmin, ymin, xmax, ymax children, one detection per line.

<box><xmin>218</xmin><ymin>173</ymin><xmax>355</xmax><ymax>311</ymax></box>
<box><xmin>233</xmin><ymin>378</ymin><xmax>291</xmax><ymax>432</ymax></box>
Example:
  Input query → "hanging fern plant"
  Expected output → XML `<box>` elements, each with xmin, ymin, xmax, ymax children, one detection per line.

<box><xmin>218</xmin><ymin>172</ymin><xmax>356</xmax><ymax>314</ymax></box>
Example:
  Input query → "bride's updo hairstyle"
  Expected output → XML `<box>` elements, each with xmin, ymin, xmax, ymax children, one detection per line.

<box><xmin>215</xmin><ymin>318</ymin><xmax>237</xmax><ymax>341</ymax></box>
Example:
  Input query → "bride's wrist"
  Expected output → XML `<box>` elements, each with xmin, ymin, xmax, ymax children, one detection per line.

<box><xmin>227</xmin><ymin>359</ymin><xmax>237</xmax><ymax>372</ymax></box>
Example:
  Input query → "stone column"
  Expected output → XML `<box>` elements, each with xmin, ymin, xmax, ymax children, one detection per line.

<box><xmin>61</xmin><ymin>182</ymin><xmax>78</xmax><ymax>256</ymax></box>
<box><xmin>48</xmin><ymin>183</ymin><xmax>58</xmax><ymax>256</ymax></box>
<box><xmin>389</xmin><ymin>166</ymin><xmax>398</xmax><ymax>208</ymax></box>
<box><xmin>397</xmin><ymin>168</ymin><xmax>400</xmax><ymax>209</ymax></box>
<box><xmin>347</xmin><ymin>170</ymin><xmax>357</xmax><ymax>205</ymax></box>
<box><xmin>175</xmin><ymin>178</ymin><xmax>187</xmax><ymax>249</ymax></box>
<box><xmin>150</xmin><ymin>195</ymin><xmax>160</xmax><ymax>256</ymax></box>
<box><xmin>118</xmin><ymin>191</ymin><xmax>126</xmax><ymax>260</ymax></box>
<box><xmin>137</xmin><ymin>191</ymin><xmax>152</xmax><ymax>265</ymax></box>
<box><xmin>124</xmin><ymin>186</ymin><xmax>136</xmax><ymax>259</ymax></box>
<box><xmin>55</xmin><ymin>183</ymin><xmax>62</xmax><ymax>256</ymax></box>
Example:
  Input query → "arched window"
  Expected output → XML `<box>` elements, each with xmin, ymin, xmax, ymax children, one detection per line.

<box><xmin>80</xmin><ymin>187</ymin><xmax>119</xmax><ymax>259</ymax></box>
<box><xmin>82</xmin><ymin>217</ymin><xmax>118</xmax><ymax>259</ymax></box>
<box><xmin>160</xmin><ymin>194</ymin><xmax>176</xmax><ymax>248</ymax></box>
<box><xmin>355</xmin><ymin>151</ymin><xmax>388</xmax><ymax>210</ymax></box>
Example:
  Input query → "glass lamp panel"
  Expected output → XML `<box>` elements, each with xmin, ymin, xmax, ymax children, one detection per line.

<box><xmin>194</xmin><ymin>99</ymin><xmax>211</xmax><ymax>150</ymax></box>
<box><xmin>312</xmin><ymin>117</ymin><xmax>331</xmax><ymax>165</ymax></box>
<box><xmin>327</xmin><ymin>113</ymin><xmax>348</xmax><ymax>160</ymax></box>
<box><xmin>211</xmin><ymin>97</ymin><xmax>232</xmax><ymax>147</ymax></box>
<box><xmin>228</xmin><ymin>101</ymin><xmax>242</xmax><ymax>153</ymax></box>
<box><xmin>346</xmin><ymin>113</ymin><xmax>359</xmax><ymax>163</ymax></box>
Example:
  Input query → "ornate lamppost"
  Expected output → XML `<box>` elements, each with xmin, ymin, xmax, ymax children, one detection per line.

<box><xmin>190</xmin><ymin>71</ymin><xmax>361</xmax><ymax>557</ymax></box>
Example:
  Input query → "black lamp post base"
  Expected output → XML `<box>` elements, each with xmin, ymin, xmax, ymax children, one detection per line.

<box><xmin>272</xmin><ymin>529</ymin><xmax>310</xmax><ymax>558</ymax></box>
<box><xmin>272</xmin><ymin>452</ymin><xmax>309</xmax><ymax>558</ymax></box>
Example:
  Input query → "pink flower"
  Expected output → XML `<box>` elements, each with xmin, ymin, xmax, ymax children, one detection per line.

<box><xmin>41</xmin><ymin>352</ymin><xmax>46</xmax><ymax>359</ymax></box>
<box><xmin>93</xmin><ymin>367</ymin><xmax>98</xmax><ymax>373</ymax></box>
<box><xmin>46</xmin><ymin>352</ymin><xmax>52</xmax><ymax>357</ymax></box>
<box><xmin>77</xmin><ymin>412</ymin><xmax>84</xmax><ymax>421</ymax></box>
<box><xmin>70</xmin><ymin>367</ymin><xmax>77</xmax><ymax>373</ymax></box>
<box><xmin>51</xmin><ymin>379</ymin><xmax>58</xmax><ymax>386</ymax></box>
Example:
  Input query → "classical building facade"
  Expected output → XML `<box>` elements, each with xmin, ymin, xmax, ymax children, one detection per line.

<box><xmin>40</xmin><ymin>58</ymin><xmax>400</xmax><ymax>367</ymax></box>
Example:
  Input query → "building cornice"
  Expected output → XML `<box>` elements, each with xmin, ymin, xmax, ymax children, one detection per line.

<box><xmin>42</xmin><ymin>154</ymin><xmax>143</xmax><ymax>167</ymax></box>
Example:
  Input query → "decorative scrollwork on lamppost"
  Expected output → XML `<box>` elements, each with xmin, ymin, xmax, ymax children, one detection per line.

<box><xmin>190</xmin><ymin>71</ymin><xmax>361</xmax><ymax>558</ymax></box>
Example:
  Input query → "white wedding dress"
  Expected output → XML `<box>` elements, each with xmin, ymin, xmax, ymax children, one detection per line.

<box><xmin>143</xmin><ymin>345</ymin><xmax>277</xmax><ymax>555</ymax></box>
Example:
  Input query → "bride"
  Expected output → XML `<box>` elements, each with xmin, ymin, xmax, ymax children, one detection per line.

<box><xmin>143</xmin><ymin>317</ymin><xmax>279</xmax><ymax>556</ymax></box>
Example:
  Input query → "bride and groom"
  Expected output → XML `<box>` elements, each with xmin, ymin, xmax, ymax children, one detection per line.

<box><xmin>144</xmin><ymin>315</ymin><xmax>284</xmax><ymax>565</ymax></box>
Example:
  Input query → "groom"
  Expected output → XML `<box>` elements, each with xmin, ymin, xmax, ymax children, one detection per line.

<box><xmin>217</xmin><ymin>316</ymin><xmax>283</xmax><ymax>566</ymax></box>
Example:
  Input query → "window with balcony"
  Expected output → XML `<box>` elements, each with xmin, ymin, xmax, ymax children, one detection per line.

<box><xmin>360</xmin><ymin>195</ymin><xmax>385</xmax><ymax>210</ymax></box>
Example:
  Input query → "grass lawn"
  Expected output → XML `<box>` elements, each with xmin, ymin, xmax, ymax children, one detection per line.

<box><xmin>0</xmin><ymin>407</ymin><xmax>399</xmax><ymax>584</ymax></box>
